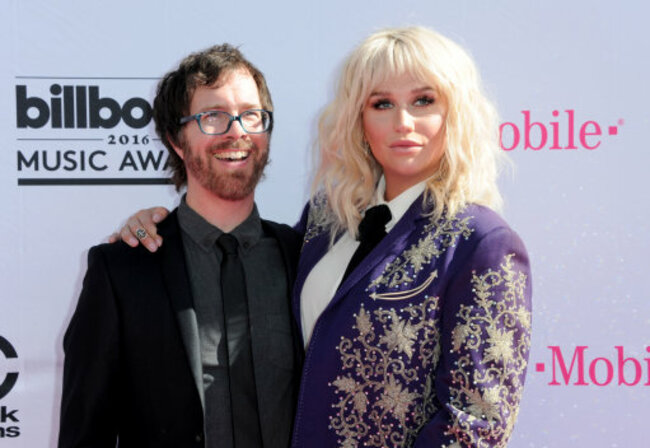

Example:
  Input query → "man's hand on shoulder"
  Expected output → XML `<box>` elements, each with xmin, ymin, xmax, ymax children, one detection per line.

<box><xmin>108</xmin><ymin>207</ymin><xmax>170</xmax><ymax>252</ymax></box>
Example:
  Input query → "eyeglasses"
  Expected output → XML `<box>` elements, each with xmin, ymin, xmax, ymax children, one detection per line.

<box><xmin>179</xmin><ymin>109</ymin><xmax>273</xmax><ymax>135</ymax></box>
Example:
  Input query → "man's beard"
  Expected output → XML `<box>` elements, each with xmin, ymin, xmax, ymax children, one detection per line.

<box><xmin>183</xmin><ymin>139</ymin><xmax>269</xmax><ymax>201</ymax></box>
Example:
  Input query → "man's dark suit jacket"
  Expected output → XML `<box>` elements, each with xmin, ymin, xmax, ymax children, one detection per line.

<box><xmin>59</xmin><ymin>209</ymin><xmax>303</xmax><ymax>447</ymax></box>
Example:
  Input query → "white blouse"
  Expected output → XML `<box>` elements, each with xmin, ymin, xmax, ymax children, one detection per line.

<box><xmin>300</xmin><ymin>177</ymin><xmax>427</xmax><ymax>346</ymax></box>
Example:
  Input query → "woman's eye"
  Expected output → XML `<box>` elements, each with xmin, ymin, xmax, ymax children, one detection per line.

<box><xmin>371</xmin><ymin>99</ymin><xmax>393</xmax><ymax>110</ymax></box>
<box><xmin>414</xmin><ymin>96</ymin><xmax>435</xmax><ymax>107</ymax></box>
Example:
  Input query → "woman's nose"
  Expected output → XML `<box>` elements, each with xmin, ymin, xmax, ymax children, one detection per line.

<box><xmin>394</xmin><ymin>108</ymin><xmax>415</xmax><ymax>133</ymax></box>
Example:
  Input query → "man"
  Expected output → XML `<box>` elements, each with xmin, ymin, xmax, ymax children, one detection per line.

<box><xmin>59</xmin><ymin>44</ymin><xmax>302</xmax><ymax>448</ymax></box>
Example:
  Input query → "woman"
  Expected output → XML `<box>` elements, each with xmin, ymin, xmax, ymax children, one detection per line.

<box><xmin>120</xmin><ymin>26</ymin><xmax>532</xmax><ymax>447</ymax></box>
<box><xmin>291</xmin><ymin>27</ymin><xmax>531</xmax><ymax>448</ymax></box>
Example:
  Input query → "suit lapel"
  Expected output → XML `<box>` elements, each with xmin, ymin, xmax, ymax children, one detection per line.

<box><xmin>159</xmin><ymin>211</ymin><xmax>205</xmax><ymax>410</ymax></box>
<box><xmin>262</xmin><ymin>221</ymin><xmax>302</xmax><ymax>342</ymax></box>
<box><xmin>292</xmin><ymin>230</ymin><xmax>331</xmax><ymax>335</ymax></box>
<box><xmin>323</xmin><ymin>195</ymin><xmax>428</xmax><ymax>309</ymax></box>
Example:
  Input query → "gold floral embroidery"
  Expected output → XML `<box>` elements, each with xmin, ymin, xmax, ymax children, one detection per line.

<box><xmin>370</xmin><ymin>214</ymin><xmax>474</xmax><ymax>289</ymax></box>
<box><xmin>445</xmin><ymin>254</ymin><xmax>530</xmax><ymax>448</ymax></box>
<box><xmin>302</xmin><ymin>195</ymin><xmax>330</xmax><ymax>244</ymax></box>
<box><xmin>330</xmin><ymin>297</ymin><xmax>441</xmax><ymax>447</ymax></box>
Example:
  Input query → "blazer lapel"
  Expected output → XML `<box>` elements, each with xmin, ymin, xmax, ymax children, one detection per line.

<box><xmin>260</xmin><ymin>220</ymin><xmax>303</xmax><ymax>362</ymax></box>
<box><xmin>329</xmin><ymin>195</ymin><xmax>427</xmax><ymax>306</ymax></box>
<box><xmin>159</xmin><ymin>211</ymin><xmax>205</xmax><ymax>410</ymax></box>
<box><xmin>292</xmin><ymin>230</ymin><xmax>331</xmax><ymax>335</ymax></box>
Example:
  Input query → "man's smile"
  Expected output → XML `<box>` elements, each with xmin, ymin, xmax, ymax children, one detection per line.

<box><xmin>213</xmin><ymin>150</ymin><xmax>251</xmax><ymax>161</ymax></box>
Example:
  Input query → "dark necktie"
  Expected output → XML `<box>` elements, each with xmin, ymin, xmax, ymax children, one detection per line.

<box><xmin>339</xmin><ymin>204</ymin><xmax>392</xmax><ymax>286</ymax></box>
<box><xmin>217</xmin><ymin>234</ymin><xmax>263</xmax><ymax>448</ymax></box>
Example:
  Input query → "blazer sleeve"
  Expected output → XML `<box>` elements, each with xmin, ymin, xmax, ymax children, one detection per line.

<box><xmin>59</xmin><ymin>246</ymin><xmax>121</xmax><ymax>448</ymax></box>
<box><xmin>414</xmin><ymin>226</ymin><xmax>532</xmax><ymax>448</ymax></box>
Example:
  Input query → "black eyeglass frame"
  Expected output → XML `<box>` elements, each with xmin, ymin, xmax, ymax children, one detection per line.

<box><xmin>178</xmin><ymin>109</ymin><xmax>273</xmax><ymax>135</ymax></box>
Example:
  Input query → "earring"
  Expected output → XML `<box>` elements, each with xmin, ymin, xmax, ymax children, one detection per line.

<box><xmin>362</xmin><ymin>139</ymin><xmax>371</xmax><ymax>155</ymax></box>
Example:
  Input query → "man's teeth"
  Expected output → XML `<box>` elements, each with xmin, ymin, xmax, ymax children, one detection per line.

<box><xmin>213</xmin><ymin>151</ymin><xmax>249</xmax><ymax>161</ymax></box>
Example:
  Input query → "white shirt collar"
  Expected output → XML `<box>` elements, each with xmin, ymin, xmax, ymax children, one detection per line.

<box><xmin>373</xmin><ymin>176</ymin><xmax>427</xmax><ymax>231</ymax></box>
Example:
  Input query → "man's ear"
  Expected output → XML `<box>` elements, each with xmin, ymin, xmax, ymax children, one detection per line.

<box><xmin>168</xmin><ymin>133</ymin><xmax>185</xmax><ymax>160</ymax></box>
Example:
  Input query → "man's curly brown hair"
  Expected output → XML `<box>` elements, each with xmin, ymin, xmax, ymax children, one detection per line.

<box><xmin>153</xmin><ymin>44</ymin><xmax>273</xmax><ymax>189</ymax></box>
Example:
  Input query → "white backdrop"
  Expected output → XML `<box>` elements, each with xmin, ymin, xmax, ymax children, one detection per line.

<box><xmin>1</xmin><ymin>1</ymin><xmax>649</xmax><ymax>446</ymax></box>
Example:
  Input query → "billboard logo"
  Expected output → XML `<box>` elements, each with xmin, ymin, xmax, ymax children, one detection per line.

<box><xmin>0</xmin><ymin>336</ymin><xmax>19</xmax><ymax>439</ymax></box>
<box><xmin>16</xmin><ymin>85</ymin><xmax>152</xmax><ymax>129</ymax></box>
<box><xmin>14</xmin><ymin>76</ymin><xmax>170</xmax><ymax>186</ymax></box>
<box><xmin>500</xmin><ymin>109</ymin><xmax>623</xmax><ymax>151</ymax></box>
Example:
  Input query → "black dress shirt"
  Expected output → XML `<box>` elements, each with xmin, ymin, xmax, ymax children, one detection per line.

<box><xmin>178</xmin><ymin>198</ymin><xmax>288</xmax><ymax>448</ymax></box>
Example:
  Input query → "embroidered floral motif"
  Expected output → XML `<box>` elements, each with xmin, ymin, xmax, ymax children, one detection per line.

<box><xmin>369</xmin><ymin>214</ymin><xmax>474</xmax><ymax>289</ymax></box>
<box><xmin>329</xmin><ymin>297</ymin><xmax>441</xmax><ymax>447</ymax></box>
<box><xmin>302</xmin><ymin>196</ymin><xmax>330</xmax><ymax>244</ymax></box>
<box><xmin>445</xmin><ymin>253</ymin><xmax>530</xmax><ymax>447</ymax></box>
<box><xmin>376</xmin><ymin>376</ymin><xmax>419</xmax><ymax>420</ymax></box>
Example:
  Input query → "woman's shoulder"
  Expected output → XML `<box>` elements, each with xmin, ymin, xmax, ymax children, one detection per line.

<box><xmin>422</xmin><ymin>203</ymin><xmax>524</xmax><ymax>254</ymax></box>
<box><xmin>298</xmin><ymin>194</ymin><xmax>333</xmax><ymax>242</ymax></box>
<box><xmin>450</xmin><ymin>204</ymin><xmax>528</xmax><ymax>261</ymax></box>
<box><xmin>454</xmin><ymin>203</ymin><xmax>515</xmax><ymax>237</ymax></box>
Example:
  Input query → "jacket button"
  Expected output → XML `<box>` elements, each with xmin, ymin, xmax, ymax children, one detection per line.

<box><xmin>195</xmin><ymin>434</ymin><xmax>203</xmax><ymax>443</ymax></box>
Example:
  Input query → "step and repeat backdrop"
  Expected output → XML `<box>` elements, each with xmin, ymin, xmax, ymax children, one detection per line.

<box><xmin>1</xmin><ymin>1</ymin><xmax>648</xmax><ymax>446</ymax></box>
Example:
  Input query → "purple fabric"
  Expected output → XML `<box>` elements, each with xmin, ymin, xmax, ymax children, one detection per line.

<box><xmin>291</xmin><ymin>197</ymin><xmax>532</xmax><ymax>447</ymax></box>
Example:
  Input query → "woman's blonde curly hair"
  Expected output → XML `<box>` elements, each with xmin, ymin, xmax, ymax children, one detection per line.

<box><xmin>312</xmin><ymin>26</ymin><xmax>505</xmax><ymax>240</ymax></box>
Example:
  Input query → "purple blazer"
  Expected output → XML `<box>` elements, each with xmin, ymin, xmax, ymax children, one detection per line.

<box><xmin>291</xmin><ymin>196</ymin><xmax>532</xmax><ymax>447</ymax></box>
